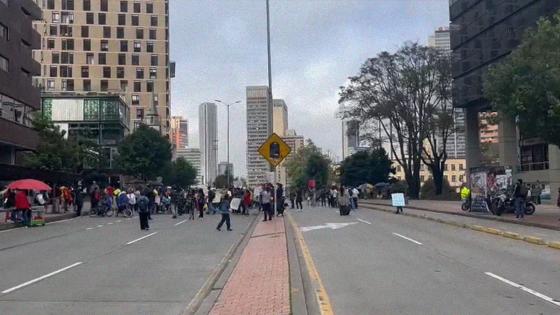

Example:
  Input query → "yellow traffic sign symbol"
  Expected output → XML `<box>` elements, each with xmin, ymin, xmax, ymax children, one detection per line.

<box><xmin>258</xmin><ymin>133</ymin><xmax>292</xmax><ymax>167</ymax></box>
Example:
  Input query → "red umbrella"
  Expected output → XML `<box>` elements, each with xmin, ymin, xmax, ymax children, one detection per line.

<box><xmin>7</xmin><ymin>179</ymin><xmax>52</xmax><ymax>191</ymax></box>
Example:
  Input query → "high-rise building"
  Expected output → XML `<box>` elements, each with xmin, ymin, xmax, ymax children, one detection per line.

<box><xmin>280</xmin><ymin>129</ymin><xmax>305</xmax><ymax>188</ymax></box>
<box><xmin>273</xmin><ymin>99</ymin><xmax>287</xmax><ymax>136</ymax></box>
<box><xmin>450</xmin><ymin>0</ymin><xmax>560</xmax><ymax>200</ymax></box>
<box><xmin>427</xmin><ymin>26</ymin><xmax>465</xmax><ymax>159</ymax></box>
<box><xmin>199</xmin><ymin>102</ymin><xmax>217</xmax><ymax>186</ymax></box>
<box><xmin>246</xmin><ymin>86</ymin><xmax>272</xmax><ymax>188</ymax></box>
<box><xmin>170</xmin><ymin>115</ymin><xmax>188</xmax><ymax>149</ymax></box>
<box><xmin>33</xmin><ymin>0</ymin><xmax>171</xmax><ymax>134</ymax></box>
<box><xmin>218</xmin><ymin>161</ymin><xmax>233</xmax><ymax>177</ymax></box>
<box><xmin>0</xmin><ymin>0</ymin><xmax>42</xmax><ymax>165</ymax></box>
<box><xmin>175</xmin><ymin>147</ymin><xmax>201</xmax><ymax>184</ymax></box>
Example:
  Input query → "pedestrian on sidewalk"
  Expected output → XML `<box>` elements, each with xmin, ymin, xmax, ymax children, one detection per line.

<box><xmin>261</xmin><ymin>186</ymin><xmax>273</xmax><ymax>221</ymax></box>
<box><xmin>276</xmin><ymin>183</ymin><xmax>285</xmax><ymax>216</ymax></box>
<box><xmin>216</xmin><ymin>194</ymin><xmax>233</xmax><ymax>231</ymax></box>
<box><xmin>137</xmin><ymin>191</ymin><xmax>150</xmax><ymax>230</ymax></box>
<box><xmin>513</xmin><ymin>179</ymin><xmax>527</xmax><ymax>219</ymax></box>
<box><xmin>296</xmin><ymin>188</ymin><xmax>303</xmax><ymax>211</ymax></box>
<box><xmin>289</xmin><ymin>190</ymin><xmax>295</xmax><ymax>209</ymax></box>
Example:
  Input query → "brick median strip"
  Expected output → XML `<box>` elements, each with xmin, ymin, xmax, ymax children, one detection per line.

<box><xmin>209</xmin><ymin>218</ymin><xmax>290</xmax><ymax>315</ymax></box>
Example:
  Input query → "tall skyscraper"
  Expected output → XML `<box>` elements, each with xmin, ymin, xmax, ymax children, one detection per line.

<box><xmin>218</xmin><ymin>161</ymin><xmax>234</xmax><ymax>177</ymax></box>
<box><xmin>170</xmin><ymin>115</ymin><xmax>188</xmax><ymax>149</ymax></box>
<box><xmin>246</xmin><ymin>86</ymin><xmax>272</xmax><ymax>188</ymax></box>
<box><xmin>33</xmin><ymin>0</ymin><xmax>171</xmax><ymax>134</ymax></box>
<box><xmin>199</xmin><ymin>102</ymin><xmax>217</xmax><ymax>186</ymax></box>
<box><xmin>280</xmin><ymin>129</ymin><xmax>305</xmax><ymax>188</ymax></box>
<box><xmin>273</xmin><ymin>99</ymin><xmax>287</xmax><ymax>137</ymax></box>
<box><xmin>0</xmin><ymin>0</ymin><xmax>42</xmax><ymax>165</ymax></box>
<box><xmin>175</xmin><ymin>147</ymin><xmax>201</xmax><ymax>184</ymax></box>
<box><xmin>428</xmin><ymin>26</ymin><xmax>465</xmax><ymax>159</ymax></box>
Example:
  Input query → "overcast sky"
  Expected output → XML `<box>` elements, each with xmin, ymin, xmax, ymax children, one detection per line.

<box><xmin>170</xmin><ymin>0</ymin><xmax>449</xmax><ymax>178</ymax></box>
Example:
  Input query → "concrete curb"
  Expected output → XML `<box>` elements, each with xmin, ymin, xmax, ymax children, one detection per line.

<box><xmin>362</xmin><ymin>204</ymin><xmax>560</xmax><ymax>251</ymax></box>
<box><xmin>362</xmin><ymin>200</ymin><xmax>560</xmax><ymax>231</ymax></box>
<box><xmin>0</xmin><ymin>212</ymin><xmax>76</xmax><ymax>231</ymax></box>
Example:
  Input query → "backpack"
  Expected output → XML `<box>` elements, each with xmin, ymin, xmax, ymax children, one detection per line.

<box><xmin>137</xmin><ymin>196</ymin><xmax>149</xmax><ymax>213</ymax></box>
<box><xmin>519</xmin><ymin>185</ymin><xmax>528</xmax><ymax>198</ymax></box>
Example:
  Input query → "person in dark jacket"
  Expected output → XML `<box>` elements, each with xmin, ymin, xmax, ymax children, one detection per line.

<box><xmin>296</xmin><ymin>189</ymin><xmax>303</xmax><ymax>211</ymax></box>
<box><xmin>276</xmin><ymin>183</ymin><xmax>284</xmax><ymax>216</ymax></box>
<box><xmin>137</xmin><ymin>191</ymin><xmax>150</xmax><ymax>230</ymax></box>
<box><xmin>216</xmin><ymin>194</ymin><xmax>232</xmax><ymax>231</ymax></box>
<box><xmin>74</xmin><ymin>186</ymin><xmax>84</xmax><ymax>216</ymax></box>
<box><xmin>513</xmin><ymin>179</ymin><xmax>527</xmax><ymax>219</ymax></box>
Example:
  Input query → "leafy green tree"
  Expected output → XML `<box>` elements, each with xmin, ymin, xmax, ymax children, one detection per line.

<box><xmin>115</xmin><ymin>124</ymin><xmax>172</xmax><ymax>180</ymax></box>
<box><xmin>484</xmin><ymin>11</ymin><xmax>560</xmax><ymax>147</ymax></box>
<box><xmin>285</xmin><ymin>140</ymin><xmax>332</xmax><ymax>190</ymax></box>
<box><xmin>165</xmin><ymin>157</ymin><xmax>197</xmax><ymax>188</ymax></box>
<box><xmin>340</xmin><ymin>148</ymin><xmax>392</xmax><ymax>187</ymax></box>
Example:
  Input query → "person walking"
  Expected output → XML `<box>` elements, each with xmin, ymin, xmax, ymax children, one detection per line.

<box><xmin>207</xmin><ymin>188</ymin><xmax>216</xmax><ymax>215</ymax></box>
<box><xmin>261</xmin><ymin>186</ymin><xmax>273</xmax><ymax>221</ymax></box>
<box><xmin>127</xmin><ymin>189</ymin><xmax>137</xmax><ymax>214</ymax></box>
<box><xmin>216</xmin><ymin>194</ymin><xmax>233</xmax><ymax>231</ymax></box>
<box><xmin>196</xmin><ymin>188</ymin><xmax>205</xmax><ymax>219</ymax></box>
<box><xmin>320</xmin><ymin>189</ymin><xmax>327</xmax><ymax>207</ymax></box>
<box><xmin>15</xmin><ymin>190</ymin><xmax>31</xmax><ymax>227</ymax></box>
<box><xmin>242</xmin><ymin>189</ymin><xmax>251</xmax><ymax>215</ymax></box>
<box><xmin>352</xmin><ymin>187</ymin><xmax>360</xmax><ymax>209</ymax></box>
<box><xmin>74</xmin><ymin>186</ymin><xmax>84</xmax><ymax>216</ymax></box>
<box><xmin>296</xmin><ymin>188</ymin><xmax>303</xmax><ymax>211</ymax></box>
<box><xmin>276</xmin><ymin>183</ymin><xmax>285</xmax><ymax>216</ymax></box>
<box><xmin>513</xmin><ymin>179</ymin><xmax>527</xmax><ymax>220</ymax></box>
<box><xmin>289</xmin><ymin>190</ymin><xmax>295</xmax><ymax>209</ymax></box>
<box><xmin>137</xmin><ymin>191</ymin><xmax>150</xmax><ymax>230</ymax></box>
<box><xmin>338</xmin><ymin>187</ymin><xmax>351</xmax><ymax>216</ymax></box>
<box><xmin>116</xmin><ymin>190</ymin><xmax>129</xmax><ymax>217</ymax></box>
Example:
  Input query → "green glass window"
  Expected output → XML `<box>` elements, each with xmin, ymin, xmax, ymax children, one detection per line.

<box><xmin>42</xmin><ymin>98</ymin><xmax>53</xmax><ymax>120</ymax></box>
<box><xmin>101</xmin><ymin>100</ymin><xmax>119</xmax><ymax>120</ymax></box>
<box><xmin>84</xmin><ymin>98</ymin><xmax>100</xmax><ymax>120</ymax></box>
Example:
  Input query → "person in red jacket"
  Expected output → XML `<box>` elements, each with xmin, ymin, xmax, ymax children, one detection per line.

<box><xmin>15</xmin><ymin>190</ymin><xmax>31</xmax><ymax>226</ymax></box>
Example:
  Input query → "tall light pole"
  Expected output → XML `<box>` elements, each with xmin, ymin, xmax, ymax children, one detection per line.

<box><xmin>215</xmin><ymin>100</ymin><xmax>241</xmax><ymax>189</ymax></box>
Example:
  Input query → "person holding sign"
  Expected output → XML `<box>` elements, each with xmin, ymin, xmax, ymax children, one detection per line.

<box><xmin>391</xmin><ymin>192</ymin><xmax>406</xmax><ymax>214</ymax></box>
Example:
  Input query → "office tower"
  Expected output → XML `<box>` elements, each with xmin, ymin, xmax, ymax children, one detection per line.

<box><xmin>33</xmin><ymin>0</ymin><xmax>171</xmax><ymax>134</ymax></box>
<box><xmin>175</xmin><ymin>147</ymin><xmax>201</xmax><ymax>184</ymax></box>
<box><xmin>246</xmin><ymin>86</ymin><xmax>272</xmax><ymax>188</ymax></box>
<box><xmin>279</xmin><ymin>129</ymin><xmax>305</xmax><ymax>188</ymax></box>
<box><xmin>199</xmin><ymin>102</ymin><xmax>217</xmax><ymax>186</ymax></box>
<box><xmin>218</xmin><ymin>161</ymin><xmax>233</xmax><ymax>177</ymax></box>
<box><xmin>428</xmin><ymin>26</ymin><xmax>451</xmax><ymax>52</ymax></box>
<box><xmin>170</xmin><ymin>115</ymin><xmax>188</xmax><ymax>149</ymax></box>
<box><xmin>0</xmin><ymin>0</ymin><xmax>42</xmax><ymax>165</ymax></box>
<box><xmin>273</xmin><ymin>99</ymin><xmax>287</xmax><ymax>137</ymax></box>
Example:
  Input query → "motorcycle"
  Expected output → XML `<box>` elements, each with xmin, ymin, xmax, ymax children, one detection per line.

<box><xmin>490</xmin><ymin>192</ymin><xmax>536</xmax><ymax>216</ymax></box>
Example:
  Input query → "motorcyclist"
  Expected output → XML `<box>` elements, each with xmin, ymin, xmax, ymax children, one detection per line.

<box><xmin>460</xmin><ymin>183</ymin><xmax>471</xmax><ymax>210</ymax></box>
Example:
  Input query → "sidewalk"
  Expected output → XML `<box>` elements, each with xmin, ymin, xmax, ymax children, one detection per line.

<box><xmin>362</xmin><ymin>199</ymin><xmax>560</xmax><ymax>230</ymax></box>
<box><xmin>209</xmin><ymin>217</ymin><xmax>290</xmax><ymax>315</ymax></box>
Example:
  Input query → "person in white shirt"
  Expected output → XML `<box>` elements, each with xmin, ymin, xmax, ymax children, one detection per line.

<box><xmin>127</xmin><ymin>189</ymin><xmax>137</xmax><ymax>213</ymax></box>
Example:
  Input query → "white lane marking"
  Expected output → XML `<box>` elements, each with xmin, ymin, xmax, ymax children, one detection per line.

<box><xmin>86</xmin><ymin>227</ymin><xmax>93</xmax><ymax>230</ymax></box>
<box><xmin>107</xmin><ymin>222</ymin><xmax>113</xmax><ymax>225</ymax></box>
<box><xmin>96</xmin><ymin>225</ymin><xmax>103</xmax><ymax>228</ymax></box>
<box><xmin>46</xmin><ymin>218</ymin><xmax>74</xmax><ymax>225</ymax></box>
<box><xmin>174</xmin><ymin>219</ymin><xmax>187</xmax><ymax>226</ymax></box>
<box><xmin>2</xmin><ymin>262</ymin><xmax>83</xmax><ymax>294</ymax></box>
<box><xmin>116</xmin><ymin>220</ymin><xmax>122</xmax><ymax>223</ymax></box>
<box><xmin>126</xmin><ymin>232</ymin><xmax>158</xmax><ymax>245</ymax></box>
<box><xmin>392</xmin><ymin>233</ymin><xmax>423</xmax><ymax>245</ymax></box>
<box><xmin>301</xmin><ymin>222</ymin><xmax>358</xmax><ymax>232</ymax></box>
<box><xmin>126</xmin><ymin>218</ymin><xmax>132</xmax><ymax>221</ymax></box>
<box><xmin>0</xmin><ymin>227</ymin><xmax>23</xmax><ymax>234</ymax></box>
<box><xmin>485</xmin><ymin>272</ymin><xmax>560</xmax><ymax>307</ymax></box>
<box><xmin>357</xmin><ymin>218</ymin><xmax>372</xmax><ymax>225</ymax></box>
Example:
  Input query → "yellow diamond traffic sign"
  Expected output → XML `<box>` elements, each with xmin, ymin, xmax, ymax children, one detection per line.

<box><xmin>258</xmin><ymin>133</ymin><xmax>292</xmax><ymax>167</ymax></box>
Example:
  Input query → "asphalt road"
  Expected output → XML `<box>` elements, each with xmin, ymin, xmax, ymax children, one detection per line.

<box><xmin>0</xmin><ymin>212</ymin><xmax>254</xmax><ymax>315</ymax></box>
<box><xmin>291</xmin><ymin>205</ymin><xmax>560</xmax><ymax>315</ymax></box>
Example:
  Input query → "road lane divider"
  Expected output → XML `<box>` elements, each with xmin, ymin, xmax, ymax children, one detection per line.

<box><xmin>126</xmin><ymin>232</ymin><xmax>158</xmax><ymax>245</ymax></box>
<box><xmin>2</xmin><ymin>262</ymin><xmax>83</xmax><ymax>295</ymax></box>
<box><xmin>392</xmin><ymin>232</ymin><xmax>423</xmax><ymax>245</ymax></box>
<box><xmin>485</xmin><ymin>272</ymin><xmax>560</xmax><ymax>308</ymax></box>
<box><xmin>86</xmin><ymin>227</ymin><xmax>93</xmax><ymax>230</ymax></box>
<box><xmin>357</xmin><ymin>218</ymin><xmax>372</xmax><ymax>225</ymax></box>
<box><xmin>287</xmin><ymin>213</ymin><xmax>334</xmax><ymax>315</ymax></box>
<box><xmin>174</xmin><ymin>219</ymin><xmax>187</xmax><ymax>226</ymax></box>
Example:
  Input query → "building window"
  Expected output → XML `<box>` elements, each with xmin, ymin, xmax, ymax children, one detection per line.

<box><xmin>146</xmin><ymin>41</ymin><xmax>154</xmax><ymax>53</ymax></box>
<box><xmin>103</xmin><ymin>26</ymin><xmax>111</xmax><ymax>38</ymax></box>
<box><xmin>451</xmin><ymin>164</ymin><xmax>456</xmax><ymax>171</ymax></box>
<box><xmin>452</xmin><ymin>175</ymin><xmax>457</xmax><ymax>183</ymax></box>
<box><xmin>98</xmin><ymin>13</ymin><xmax>106</xmax><ymax>25</ymax></box>
<box><xmin>151</xmin><ymin>55</ymin><xmax>158</xmax><ymax>66</ymax></box>
<box><xmin>146</xmin><ymin>2</ymin><xmax>153</xmax><ymax>13</ymax></box>
<box><xmin>520</xmin><ymin>143</ymin><xmax>549</xmax><ymax>171</ymax></box>
<box><xmin>444</xmin><ymin>164</ymin><xmax>448</xmax><ymax>171</ymax></box>
<box><xmin>52</xmin><ymin>12</ymin><xmax>60</xmax><ymax>23</ymax></box>
<box><xmin>60</xmin><ymin>25</ymin><xmax>73</xmax><ymax>37</ymax></box>
<box><xmin>62</xmin><ymin>79</ymin><xmax>74</xmax><ymax>91</ymax></box>
<box><xmin>459</xmin><ymin>163</ymin><xmax>464</xmax><ymax>170</ymax></box>
<box><xmin>459</xmin><ymin>175</ymin><xmax>464</xmax><ymax>182</ymax></box>
<box><xmin>100</xmin><ymin>40</ymin><xmax>109</xmax><ymax>51</ymax></box>
<box><xmin>61</xmin><ymin>12</ymin><xmax>74</xmax><ymax>24</ymax></box>
<box><xmin>49</xmin><ymin>25</ymin><xmax>57</xmax><ymax>36</ymax></box>
<box><xmin>136</xmin><ymin>67</ymin><xmax>144</xmax><ymax>79</ymax></box>
<box><xmin>133</xmin><ymin>41</ymin><xmax>141</xmax><ymax>52</ymax></box>
<box><xmin>60</xmin><ymin>65</ymin><xmax>72</xmax><ymax>77</ymax></box>
<box><xmin>83</xmin><ymin>0</ymin><xmax>90</xmax><ymax>11</ymax></box>
<box><xmin>132</xmin><ymin>94</ymin><xmax>140</xmax><ymax>105</ymax></box>
<box><xmin>81</xmin><ymin>66</ymin><xmax>89</xmax><ymax>78</ymax></box>
<box><xmin>103</xmin><ymin>66</ymin><xmax>111</xmax><ymax>78</ymax></box>
<box><xmin>62</xmin><ymin>0</ymin><xmax>74</xmax><ymax>10</ymax></box>
<box><xmin>61</xmin><ymin>52</ymin><xmax>73</xmax><ymax>63</ymax></box>
<box><xmin>120</xmin><ymin>1</ymin><xmax>128</xmax><ymax>12</ymax></box>
<box><xmin>0</xmin><ymin>55</ymin><xmax>8</xmax><ymax>72</ymax></box>
<box><xmin>120</xmin><ymin>80</ymin><xmax>128</xmax><ymax>92</ymax></box>
<box><xmin>86</xmin><ymin>12</ymin><xmax>94</xmax><ymax>24</ymax></box>
<box><xmin>61</xmin><ymin>39</ymin><xmax>74</xmax><ymax>50</ymax></box>
<box><xmin>118</xmin><ymin>14</ymin><xmax>126</xmax><ymax>26</ymax></box>
<box><xmin>100</xmin><ymin>0</ymin><xmax>108</xmax><ymax>11</ymax></box>
<box><xmin>83</xmin><ymin>79</ymin><xmax>91</xmax><ymax>91</ymax></box>
<box><xmin>100</xmin><ymin>80</ymin><xmax>108</xmax><ymax>91</ymax></box>
<box><xmin>149</xmin><ymin>29</ymin><xmax>156</xmax><ymax>40</ymax></box>
<box><xmin>86</xmin><ymin>53</ymin><xmax>94</xmax><ymax>64</ymax></box>
<box><xmin>116</xmin><ymin>67</ymin><xmax>125</xmax><ymax>78</ymax></box>
<box><xmin>46</xmin><ymin>79</ymin><xmax>55</xmax><ymax>91</ymax></box>
<box><xmin>49</xmin><ymin>65</ymin><xmax>57</xmax><ymax>77</ymax></box>
<box><xmin>136</xmin><ymin>107</ymin><xmax>144</xmax><ymax>119</ymax></box>
<box><xmin>81</xmin><ymin>26</ymin><xmax>88</xmax><ymax>37</ymax></box>
<box><xmin>52</xmin><ymin>52</ymin><xmax>60</xmax><ymax>64</ymax></box>
<box><xmin>98</xmin><ymin>53</ymin><xmax>106</xmax><ymax>65</ymax></box>
<box><xmin>116</xmin><ymin>27</ymin><xmax>124</xmax><ymax>39</ymax></box>
<box><xmin>131</xmin><ymin>54</ymin><xmax>139</xmax><ymax>65</ymax></box>
<box><xmin>118</xmin><ymin>53</ymin><xmax>126</xmax><ymax>65</ymax></box>
<box><xmin>149</xmin><ymin>67</ymin><xmax>157</xmax><ymax>79</ymax></box>
<box><xmin>132</xmin><ymin>15</ymin><xmax>139</xmax><ymax>26</ymax></box>
<box><xmin>133</xmin><ymin>1</ymin><xmax>141</xmax><ymax>13</ymax></box>
<box><xmin>83</xmin><ymin>39</ymin><xmax>91</xmax><ymax>51</ymax></box>
<box><xmin>153</xmin><ymin>94</ymin><xmax>159</xmax><ymax>105</ymax></box>
<box><xmin>47</xmin><ymin>0</ymin><xmax>55</xmax><ymax>9</ymax></box>
<box><xmin>420</xmin><ymin>175</ymin><xmax>425</xmax><ymax>182</ymax></box>
<box><xmin>151</xmin><ymin>16</ymin><xmax>158</xmax><ymax>27</ymax></box>
<box><xmin>134</xmin><ymin>81</ymin><xmax>141</xmax><ymax>92</ymax></box>
<box><xmin>136</xmin><ymin>28</ymin><xmax>143</xmax><ymax>39</ymax></box>
<box><xmin>120</xmin><ymin>40</ymin><xmax>128</xmax><ymax>52</ymax></box>
<box><xmin>146</xmin><ymin>81</ymin><xmax>154</xmax><ymax>92</ymax></box>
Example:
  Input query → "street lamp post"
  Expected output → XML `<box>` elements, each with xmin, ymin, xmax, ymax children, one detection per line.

<box><xmin>215</xmin><ymin>100</ymin><xmax>241</xmax><ymax>190</ymax></box>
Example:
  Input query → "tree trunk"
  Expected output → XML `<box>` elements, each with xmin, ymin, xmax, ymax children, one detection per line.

<box><xmin>432</xmin><ymin>168</ymin><xmax>444</xmax><ymax>196</ymax></box>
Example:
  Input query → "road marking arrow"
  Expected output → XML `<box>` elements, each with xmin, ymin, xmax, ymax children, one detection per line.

<box><xmin>301</xmin><ymin>222</ymin><xmax>358</xmax><ymax>232</ymax></box>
